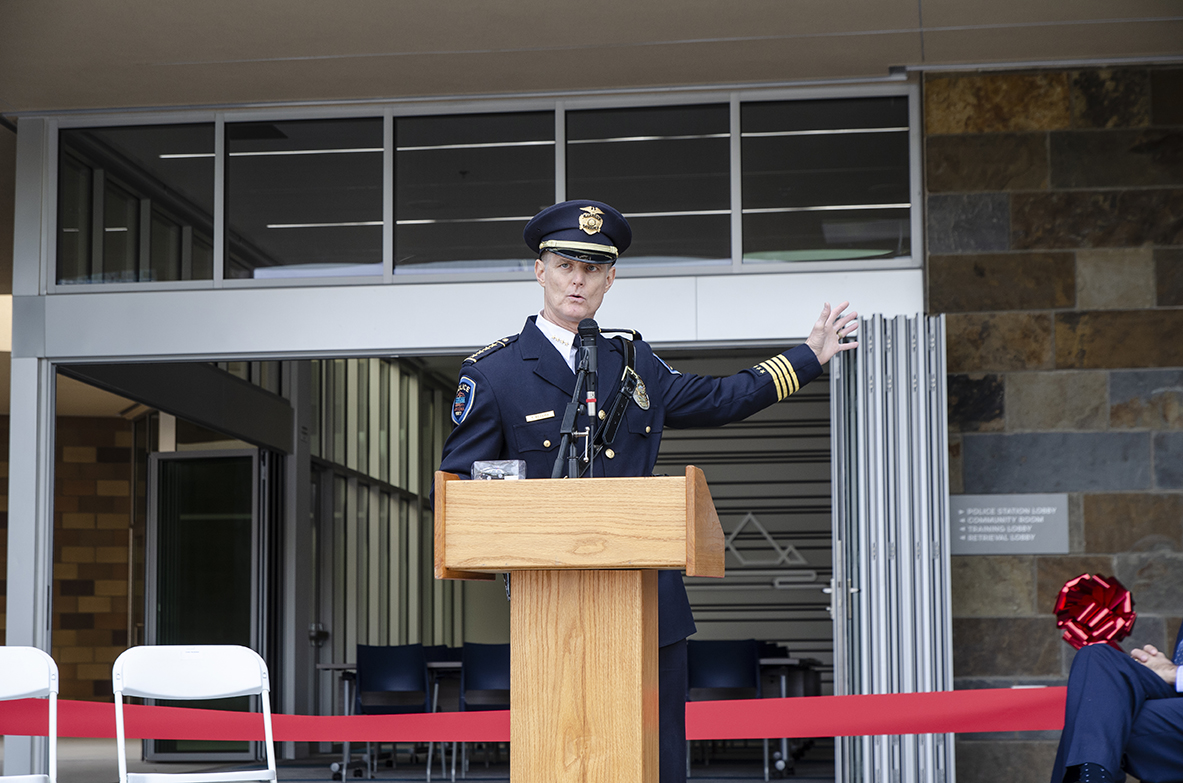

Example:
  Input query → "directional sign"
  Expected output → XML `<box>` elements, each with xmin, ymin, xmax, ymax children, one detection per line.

<box><xmin>949</xmin><ymin>493</ymin><xmax>1069</xmax><ymax>555</ymax></box>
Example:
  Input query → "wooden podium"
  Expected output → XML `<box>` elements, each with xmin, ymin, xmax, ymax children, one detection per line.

<box><xmin>434</xmin><ymin>466</ymin><xmax>725</xmax><ymax>783</ymax></box>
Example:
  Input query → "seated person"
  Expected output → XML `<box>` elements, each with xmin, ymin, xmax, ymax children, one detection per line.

<box><xmin>1051</xmin><ymin>623</ymin><xmax>1183</xmax><ymax>783</ymax></box>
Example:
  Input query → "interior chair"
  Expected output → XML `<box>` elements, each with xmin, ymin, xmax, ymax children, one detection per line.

<box><xmin>0</xmin><ymin>646</ymin><xmax>59</xmax><ymax>783</ymax></box>
<box><xmin>354</xmin><ymin>643</ymin><xmax>442</xmax><ymax>780</ymax></box>
<box><xmin>112</xmin><ymin>645</ymin><xmax>276</xmax><ymax>783</ymax></box>
<box><xmin>457</xmin><ymin>642</ymin><xmax>510</xmax><ymax>779</ymax></box>
<box><xmin>686</xmin><ymin>639</ymin><xmax>766</xmax><ymax>780</ymax></box>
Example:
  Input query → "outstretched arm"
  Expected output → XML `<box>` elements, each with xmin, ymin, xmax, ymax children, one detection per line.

<box><xmin>804</xmin><ymin>301</ymin><xmax>859</xmax><ymax>366</ymax></box>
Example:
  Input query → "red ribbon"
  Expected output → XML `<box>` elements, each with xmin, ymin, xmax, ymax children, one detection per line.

<box><xmin>0</xmin><ymin>687</ymin><xmax>1066</xmax><ymax>741</ymax></box>
<box><xmin>1055</xmin><ymin>573</ymin><xmax>1136</xmax><ymax>651</ymax></box>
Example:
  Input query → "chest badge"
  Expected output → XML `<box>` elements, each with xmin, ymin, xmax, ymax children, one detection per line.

<box><xmin>632</xmin><ymin>377</ymin><xmax>650</xmax><ymax>410</ymax></box>
<box><xmin>578</xmin><ymin>206</ymin><xmax>604</xmax><ymax>235</ymax></box>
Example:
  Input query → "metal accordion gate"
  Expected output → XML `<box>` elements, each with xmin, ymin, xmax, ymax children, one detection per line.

<box><xmin>830</xmin><ymin>314</ymin><xmax>955</xmax><ymax>783</ymax></box>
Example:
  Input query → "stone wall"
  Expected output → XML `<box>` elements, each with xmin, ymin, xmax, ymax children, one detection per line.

<box><xmin>51</xmin><ymin>417</ymin><xmax>133</xmax><ymax>700</ymax></box>
<box><xmin>925</xmin><ymin>67</ymin><xmax>1183</xmax><ymax>783</ymax></box>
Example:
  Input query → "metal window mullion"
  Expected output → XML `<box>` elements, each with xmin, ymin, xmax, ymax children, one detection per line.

<box><xmin>346</xmin><ymin>360</ymin><xmax>359</xmax><ymax>471</ymax></box>
<box><xmin>729</xmin><ymin>94</ymin><xmax>742</xmax><ymax>270</ymax></box>
<box><xmin>383</xmin><ymin>113</ymin><xmax>394</xmax><ymax>283</ymax></box>
<box><xmin>213</xmin><ymin>113</ymin><xmax>226</xmax><ymax>287</ymax></box>
<box><xmin>43</xmin><ymin>120</ymin><xmax>59</xmax><ymax>294</ymax></box>
<box><xmin>138</xmin><ymin>198</ymin><xmax>152</xmax><ymax>280</ymax></box>
<box><xmin>368</xmin><ymin>486</ymin><xmax>381</xmax><ymax>645</ymax></box>
<box><xmin>91</xmin><ymin>167</ymin><xmax>105</xmax><ymax>279</ymax></box>
<box><xmin>907</xmin><ymin>83</ymin><xmax>923</xmax><ymax>268</ymax></box>
<box><xmin>345</xmin><ymin>475</ymin><xmax>359</xmax><ymax>657</ymax></box>
<box><xmin>555</xmin><ymin>103</ymin><xmax>566</xmax><ymax>203</ymax></box>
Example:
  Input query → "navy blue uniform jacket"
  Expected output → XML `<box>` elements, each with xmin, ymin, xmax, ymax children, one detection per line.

<box><xmin>439</xmin><ymin>315</ymin><xmax>822</xmax><ymax>647</ymax></box>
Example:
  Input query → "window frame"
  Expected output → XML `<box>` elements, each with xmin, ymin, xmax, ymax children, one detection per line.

<box><xmin>42</xmin><ymin>82</ymin><xmax>921</xmax><ymax>295</ymax></box>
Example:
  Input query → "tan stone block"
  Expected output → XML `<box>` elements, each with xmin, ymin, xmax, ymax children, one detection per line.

<box><xmin>57</xmin><ymin>647</ymin><xmax>95</xmax><ymax>664</ymax></box>
<box><xmin>63</xmin><ymin>446</ymin><xmax>97</xmax><ymax>464</ymax></box>
<box><xmin>113</xmin><ymin>431</ymin><xmax>133</xmax><ymax>448</ymax></box>
<box><xmin>95</xmin><ymin>612</ymin><xmax>127</xmax><ymax>631</ymax></box>
<box><xmin>76</xmin><ymin>663</ymin><xmax>110</xmax><ymax>681</ymax></box>
<box><xmin>97</xmin><ymin>513</ymin><xmax>129</xmax><ymax>530</ymax></box>
<box><xmin>956</xmin><ymin>739</ymin><xmax>1060</xmax><ymax>783</ymax></box>
<box><xmin>947</xmin><ymin>313</ymin><xmax>1055</xmax><ymax>373</ymax></box>
<box><xmin>1035</xmin><ymin>555</ymin><xmax>1115</xmax><ymax>612</ymax></box>
<box><xmin>926</xmin><ymin>73</ymin><xmax>1071</xmax><ymax>135</ymax></box>
<box><xmin>1084</xmin><ymin>493</ymin><xmax>1183</xmax><ymax>553</ymax></box>
<box><xmin>94</xmin><ymin>579</ymin><xmax>129</xmax><ymax>597</ymax></box>
<box><xmin>1076</xmin><ymin>248</ymin><xmax>1155</xmax><ymax>310</ymax></box>
<box><xmin>1056</xmin><ymin>311</ymin><xmax>1183</xmax><ymax>369</ymax></box>
<box><xmin>952</xmin><ymin>616</ymin><xmax>1062</xmax><ymax>676</ymax></box>
<box><xmin>1006</xmin><ymin>371</ymin><xmax>1108</xmax><ymax>431</ymax></box>
<box><xmin>96</xmin><ymin>480</ymin><xmax>129</xmax><ymax>497</ymax></box>
<box><xmin>77</xmin><ymin>596</ymin><xmax>111</xmax><ymax>613</ymax></box>
<box><xmin>94</xmin><ymin>646</ymin><xmax>126</xmax><ymax>664</ymax></box>
<box><xmin>62</xmin><ymin>479</ymin><xmax>95</xmax><ymax>496</ymax></box>
<box><xmin>55</xmin><ymin>596</ymin><xmax>78</xmax><ymax>613</ymax></box>
<box><xmin>61</xmin><ymin>546</ymin><xmax>96</xmax><ymax>564</ymax></box>
<box><xmin>929</xmin><ymin>253</ymin><xmax>1074</xmax><ymax>313</ymax></box>
<box><xmin>61</xmin><ymin>512</ymin><xmax>96</xmax><ymax>529</ymax></box>
<box><xmin>95</xmin><ymin>546</ymin><xmax>128</xmax><ymax>564</ymax></box>
<box><xmin>56</xmin><ymin>563</ymin><xmax>79</xmax><ymax>580</ymax></box>
<box><xmin>951</xmin><ymin>556</ymin><xmax>1035</xmax><ymax>617</ymax></box>
<box><xmin>55</xmin><ymin>630</ymin><xmax>78</xmax><ymax>646</ymax></box>
<box><xmin>0</xmin><ymin>495</ymin><xmax>8</xmax><ymax>512</ymax></box>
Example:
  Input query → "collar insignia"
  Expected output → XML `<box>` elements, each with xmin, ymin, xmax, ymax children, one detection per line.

<box><xmin>578</xmin><ymin>206</ymin><xmax>604</xmax><ymax>236</ymax></box>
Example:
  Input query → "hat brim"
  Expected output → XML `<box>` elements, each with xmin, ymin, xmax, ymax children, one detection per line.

<box><xmin>540</xmin><ymin>239</ymin><xmax>618</xmax><ymax>264</ymax></box>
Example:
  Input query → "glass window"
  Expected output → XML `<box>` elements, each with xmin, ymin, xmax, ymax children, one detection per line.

<box><xmin>741</xmin><ymin>96</ymin><xmax>911</xmax><ymax>264</ymax></box>
<box><xmin>566</xmin><ymin>105</ymin><xmax>730</xmax><ymax>268</ymax></box>
<box><xmin>225</xmin><ymin>118</ymin><xmax>384</xmax><ymax>280</ymax></box>
<box><xmin>394</xmin><ymin>112</ymin><xmax>554</xmax><ymax>273</ymax></box>
<box><xmin>57</xmin><ymin>124</ymin><xmax>215</xmax><ymax>284</ymax></box>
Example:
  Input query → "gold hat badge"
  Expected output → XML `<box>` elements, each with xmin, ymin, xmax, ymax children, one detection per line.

<box><xmin>578</xmin><ymin>206</ymin><xmax>604</xmax><ymax>236</ymax></box>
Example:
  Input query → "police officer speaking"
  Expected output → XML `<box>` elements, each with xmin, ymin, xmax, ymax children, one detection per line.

<box><xmin>437</xmin><ymin>199</ymin><xmax>858</xmax><ymax>783</ymax></box>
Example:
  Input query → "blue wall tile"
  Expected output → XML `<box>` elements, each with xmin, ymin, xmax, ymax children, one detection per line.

<box><xmin>963</xmin><ymin>432</ymin><xmax>1152</xmax><ymax>493</ymax></box>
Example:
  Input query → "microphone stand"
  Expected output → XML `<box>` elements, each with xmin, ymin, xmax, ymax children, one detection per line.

<box><xmin>550</xmin><ymin>357</ymin><xmax>591</xmax><ymax>479</ymax></box>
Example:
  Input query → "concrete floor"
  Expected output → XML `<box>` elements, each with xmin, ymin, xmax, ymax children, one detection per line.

<box><xmin>2</xmin><ymin>738</ymin><xmax>835</xmax><ymax>783</ymax></box>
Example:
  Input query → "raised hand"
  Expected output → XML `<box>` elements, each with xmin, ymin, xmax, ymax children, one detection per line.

<box><xmin>804</xmin><ymin>301</ymin><xmax>859</xmax><ymax>365</ymax></box>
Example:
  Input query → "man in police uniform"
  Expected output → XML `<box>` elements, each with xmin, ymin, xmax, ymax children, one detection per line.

<box><xmin>438</xmin><ymin>199</ymin><xmax>858</xmax><ymax>782</ymax></box>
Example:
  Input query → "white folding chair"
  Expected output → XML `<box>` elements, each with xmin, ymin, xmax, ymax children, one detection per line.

<box><xmin>0</xmin><ymin>647</ymin><xmax>59</xmax><ymax>783</ymax></box>
<box><xmin>112</xmin><ymin>645</ymin><xmax>277</xmax><ymax>783</ymax></box>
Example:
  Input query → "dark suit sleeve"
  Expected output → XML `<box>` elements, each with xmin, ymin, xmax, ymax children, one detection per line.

<box><xmin>659</xmin><ymin>343</ymin><xmax>823</xmax><ymax>429</ymax></box>
<box><xmin>438</xmin><ymin>364</ymin><xmax>506</xmax><ymax>479</ymax></box>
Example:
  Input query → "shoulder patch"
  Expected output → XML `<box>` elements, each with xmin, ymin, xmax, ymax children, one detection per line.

<box><xmin>464</xmin><ymin>334</ymin><xmax>518</xmax><ymax>364</ymax></box>
<box><xmin>655</xmin><ymin>354</ymin><xmax>681</xmax><ymax>375</ymax></box>
<box><xmin>599</xmin><ymin>327</ymin><xmax>642</xmax><ymax>341</ymax></box>
<box><xmin>451</xmin><ymin>376</ymin><xmax>477</xmax><ymax>425</ymax></box>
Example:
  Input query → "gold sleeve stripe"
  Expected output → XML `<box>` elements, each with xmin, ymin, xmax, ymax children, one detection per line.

<box><xmin>756</xmin><ymin>360</ymin><xmax>786</xmax><ymax>399</ymax></box>
<box><xmin>766</xmin><ymin>354</ymin><xmax>804</xmax><ymax>399</ymax></box>
<box><xmin>773</xmin><ymin>353</ymin><xmax>801</xmax><ymax>395</ymax></box>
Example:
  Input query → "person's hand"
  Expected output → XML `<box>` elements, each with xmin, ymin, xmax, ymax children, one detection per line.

<box><xmin>804</xmin><ymin>301</ymin><xmax>859</xmax><ymax>366</ymax></box>
<box><xmin>1131</xmin><ymin>644</ymin><xmax>1178</xmax><ymax>685</ymax></box>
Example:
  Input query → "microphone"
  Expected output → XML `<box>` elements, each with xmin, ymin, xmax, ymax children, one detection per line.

<box><xmin>578</xmin><ymin>318</ymin><xmax>598</xmax><ymax>418</ymax></box>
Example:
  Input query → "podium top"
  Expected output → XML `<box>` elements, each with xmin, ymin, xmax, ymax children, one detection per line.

<box><xmin>434</xmin><ymin>465</ymin><xmax>724</xmax><ymax>580</ymax></box>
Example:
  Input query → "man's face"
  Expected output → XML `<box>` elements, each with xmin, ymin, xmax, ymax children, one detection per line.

<box><xmin>534</xmin><ymin>253</ymin><xmax>616</xmax><ymax>332</ymax></box>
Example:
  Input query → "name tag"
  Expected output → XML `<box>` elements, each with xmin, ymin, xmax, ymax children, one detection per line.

<box><xmin>525</xmin><ymin>410</ymin><xmax>555</xmax><ymax>422</ymax></box>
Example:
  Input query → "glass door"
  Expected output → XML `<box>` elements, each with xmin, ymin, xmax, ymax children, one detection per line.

<box><xmin>145</xmin><ymin>449</ymin><xmax>259</xmax><ymax>762</ymax></box>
